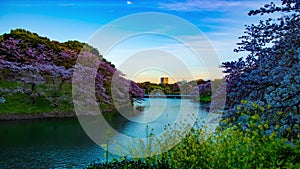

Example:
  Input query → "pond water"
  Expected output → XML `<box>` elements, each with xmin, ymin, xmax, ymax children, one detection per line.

<box><xmin>0</xmin><ymin>98</ymin><xmax>209</xmax><ymax>168</ymax></box>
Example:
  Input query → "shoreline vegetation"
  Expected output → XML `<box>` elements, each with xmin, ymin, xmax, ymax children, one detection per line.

<box><xmin>0</xmin><ymin>104</ymin><xmax>146</xmax><ymax>121</ymax></box>
<box><xmin>0</xmin><ymin>111</ymin><xmax>76</xmax><ymax>121</ymax></box>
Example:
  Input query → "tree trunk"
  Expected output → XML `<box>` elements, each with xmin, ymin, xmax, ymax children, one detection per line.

<box><xmin>30</xmin><ymin>83</ymin><xmax>36</xmax><ymax>104</ymax></box>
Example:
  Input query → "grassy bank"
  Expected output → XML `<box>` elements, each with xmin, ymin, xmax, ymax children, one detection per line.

<box><xmin>0</xmin><ymin>80</ymin><xmax>73</xmax><ymax>114</ymax></box>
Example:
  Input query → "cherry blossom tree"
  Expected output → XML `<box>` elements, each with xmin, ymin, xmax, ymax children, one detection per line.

<box><xmin>0</xmin><ymin>29</ymin><xmax>144</xmax><ymax>112</ymax></box>
<box><xmin>221</xmin><ymin>0</ymin><xmax>300</xmax><ymax>139</ymax></box>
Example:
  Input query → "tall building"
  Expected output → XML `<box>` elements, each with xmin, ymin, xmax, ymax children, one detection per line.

<box><xmin>160</xmin><ymin>77</ymin><xmax>169</xmax><ymax>84</ymax></box>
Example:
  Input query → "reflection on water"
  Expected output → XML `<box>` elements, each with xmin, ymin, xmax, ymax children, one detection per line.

<box><xmin>0</xmin><ymin>119</ymin><xmax>104</xmax><ymax>168</ymax></box>
<box><xmin>0</xmin><ymin>98</ymin><xmax>208</xmax><ymax>168</ymax></box>
<box><xmin>121</xmin><ymin>98</ymin><xmax>206</xmax><ymax>137</ymax></box>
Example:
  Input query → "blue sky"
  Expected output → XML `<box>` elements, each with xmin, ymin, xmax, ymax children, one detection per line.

<box><xmin>0</xmin><ymin>0</ymin><xmax>281</xmax><ymax>83</ymax></box>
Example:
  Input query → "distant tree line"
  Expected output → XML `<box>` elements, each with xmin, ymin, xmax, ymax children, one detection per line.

<box><xmin>137</xmin><ymin>79</ymin><xmax>212</xmax><ymax>96</ymax></box>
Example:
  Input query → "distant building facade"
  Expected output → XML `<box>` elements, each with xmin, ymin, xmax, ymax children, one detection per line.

<box><xmin>160</xmin><ymin>77</ymin><xmax>169</xmax><ymax>84</ymax></box>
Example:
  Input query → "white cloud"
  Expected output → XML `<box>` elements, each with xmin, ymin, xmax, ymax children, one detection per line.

<box><xmin>158</xmin><ymin>0</ymin><xmax>272</xmax><ymax>12</ymax></box>
<box><xmin>127</xmin><ymin>1</ymin><xmax>133</xmax><ymax>5</ymax></box>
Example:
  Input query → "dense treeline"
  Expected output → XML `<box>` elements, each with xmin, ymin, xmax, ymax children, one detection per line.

<box><xmin>137</xmin><ymin>79</ymin><xmax>209</xmax><ymax>95</ymax></box>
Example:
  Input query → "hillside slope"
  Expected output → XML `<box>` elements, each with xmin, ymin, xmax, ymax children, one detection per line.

<box><xmin>0</xmin><ymin>29</ymin><xmax>143</xmax><ymax>116</ymax></box>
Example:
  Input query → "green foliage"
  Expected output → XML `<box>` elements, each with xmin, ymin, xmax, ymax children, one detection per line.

<box><xmin>199</xmin><ymin>95</ymin><xmax>211</xmax><ymax>102</ymax></box>
<box><xmin>61</xmin><ymin>40</ymin><xmax>102</xmax><ymax>57</ymax></box>
<box><xmin>5</xmin><ymin>29</ymin><xmax>61</xmax><ymax>52</ymax></box>
<box><xmin>138</xmin><ymin>79</ymin><xmax>210</xmax><ymax>96</ymax></box>
<box><xmin>138</xmin><ymin>82</ymin><xmax>181</xmax><ymax>95</ymax></box>
<box><xmin>60</xmin><ymin>40</ymin><xmax>85</xmax><ymax>53</ymax></box>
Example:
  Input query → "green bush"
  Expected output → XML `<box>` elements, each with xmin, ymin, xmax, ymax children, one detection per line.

<box><xmin>161</xmin><ymin>126</ymin><xmax>300</xmax><ymax>169</ymax></box>
<box><xmin>220</xmin><ymin>100</ymin><xmax>300</xmax><ymax>141</ymax></box>
<box><xmin>87</xmin><ymin>158</ymin><xmax>170</xmax><ymax>169</ymax></box>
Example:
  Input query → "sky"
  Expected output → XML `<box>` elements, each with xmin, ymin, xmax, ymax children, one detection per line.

<box><xmin>0</xmin><ymin>0</ymin><xmax>281</xmax><ymax>83</ymax></box>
